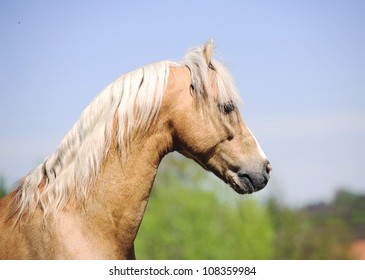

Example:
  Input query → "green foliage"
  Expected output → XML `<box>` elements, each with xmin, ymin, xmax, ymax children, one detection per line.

<box><xmin>135</xmin><ymin>153</ymin><xmax>274</xmax><ymax>259</ymax></box>
<box><xmin>135</xmin><ymin>154</ymin><xmax>362</xmax><ymax>260</ymax></box>
<box><xmin>0</xmin><ymin>176</ymin><xmax>6</xmax><ymax>198</ymax></box>
<box><xmin>333</xmin><ymin>190</ymin><xmax>365</xmax><ymax>239</ymax></box>
<box><xmin>267</xmin><ymin>198</ymin><xmax>352</xmax><ymax>259</ymax></box>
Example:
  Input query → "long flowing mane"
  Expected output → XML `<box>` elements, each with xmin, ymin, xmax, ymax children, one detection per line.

<box><xmin>13</xmin><ymin>44</ymin><xmax>240</xmax><ymax>220</ymax></box>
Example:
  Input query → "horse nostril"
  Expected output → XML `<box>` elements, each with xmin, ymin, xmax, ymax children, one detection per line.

<box><xmin>266</xmin><ymin>162</ymin><xmax>272</xmax><ymax>175</ymax></box>
<box><xmin>261</xmin><ymin>161</ymin><xmax>272</xmax><ymax>184</ymax></box>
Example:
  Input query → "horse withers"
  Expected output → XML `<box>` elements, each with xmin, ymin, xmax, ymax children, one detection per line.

<box><xmin>0</xmin><ymin>40</ymin><xmax>271</xmax><ymax>259</ymax></box>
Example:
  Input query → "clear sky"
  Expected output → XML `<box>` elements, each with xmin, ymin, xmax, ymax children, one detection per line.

<box><xmin>1</xmin><ymin>0</ymin><xmax>365</xmax><ymax>206</ymax></box>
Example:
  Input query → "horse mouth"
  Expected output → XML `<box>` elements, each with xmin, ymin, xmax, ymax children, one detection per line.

<box><xmin>225</xmin><ymin>170</ymin><xmax>264</xmax><ymax>195</ymax></box>
<box><xmin>229</xmin><ymin>175</ymin><xmax>255</xmax><ymax>194</ymax></box>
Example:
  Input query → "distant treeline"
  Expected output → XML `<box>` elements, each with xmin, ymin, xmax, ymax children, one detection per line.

<box><xmin>303</xmin><ymin>190</ymin><xmax>365</xmax><ymax>240</ymax></box>
<box><xmin>266</xmin><ymin>190</ymin><xmax>364</xmax><ymax>259</ymax></box>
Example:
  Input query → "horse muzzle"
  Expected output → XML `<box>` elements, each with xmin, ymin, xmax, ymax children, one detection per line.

<box><xmin>229</xmin><ymin>161</ymin><xmax>272</xmax><ymax>194</ymax></box>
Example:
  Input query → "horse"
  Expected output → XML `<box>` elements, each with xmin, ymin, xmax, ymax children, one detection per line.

<box><xmin>0</xmin><ymin>40</ymin><xmax>271</xmax><ymax>259</ymax></box>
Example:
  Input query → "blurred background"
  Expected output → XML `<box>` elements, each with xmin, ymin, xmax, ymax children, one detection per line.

<box><xmin>1</xmin><ymin>0</ymin><xmax>364</xmax><ymax>259</ymax></box>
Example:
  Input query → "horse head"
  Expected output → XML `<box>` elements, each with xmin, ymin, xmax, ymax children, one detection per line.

<box><xmin>165</xmin><ymin>39</ymin><xmax>271</xmax><ymax>194</ymax></box>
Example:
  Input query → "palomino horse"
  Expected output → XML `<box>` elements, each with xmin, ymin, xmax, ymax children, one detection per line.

<box><xmin>0</xmin><ymin>40</ymin><xmax>271</xmax><ymax>259</ymax></box>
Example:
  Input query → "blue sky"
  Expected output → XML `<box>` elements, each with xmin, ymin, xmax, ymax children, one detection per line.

<box><xmin>1</xmin><ymin>0</ymin><xmax>365</xmax><ymax>205</ymax></box>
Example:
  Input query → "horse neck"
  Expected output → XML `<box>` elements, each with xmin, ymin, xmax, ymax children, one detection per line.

<box><xmin>80</xmin><ymin>118</ymin><xmax>173</xmax><ymax>256</ymax></box>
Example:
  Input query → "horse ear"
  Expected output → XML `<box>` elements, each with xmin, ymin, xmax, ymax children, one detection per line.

<box><xmin>203</xmin><ymin>38</ymin><xmax>214</xmax><ymax>64</ymax></box>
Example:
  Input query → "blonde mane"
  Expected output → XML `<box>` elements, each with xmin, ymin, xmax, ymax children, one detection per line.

<box><xmin>14</xmin><ymin>43</ymin><xmax>240</xmax><ymax>220</ymax></box>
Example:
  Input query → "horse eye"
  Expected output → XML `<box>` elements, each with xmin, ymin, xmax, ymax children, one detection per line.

<box><xmin>208</xmin><ymin>63</ymin><xmax>215</xmax><ymax>70</ymax></box>
<box><xmin>219</xmin><ymin>102</ymin><xmax>235</xmax><ymax>114</ymax></box>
